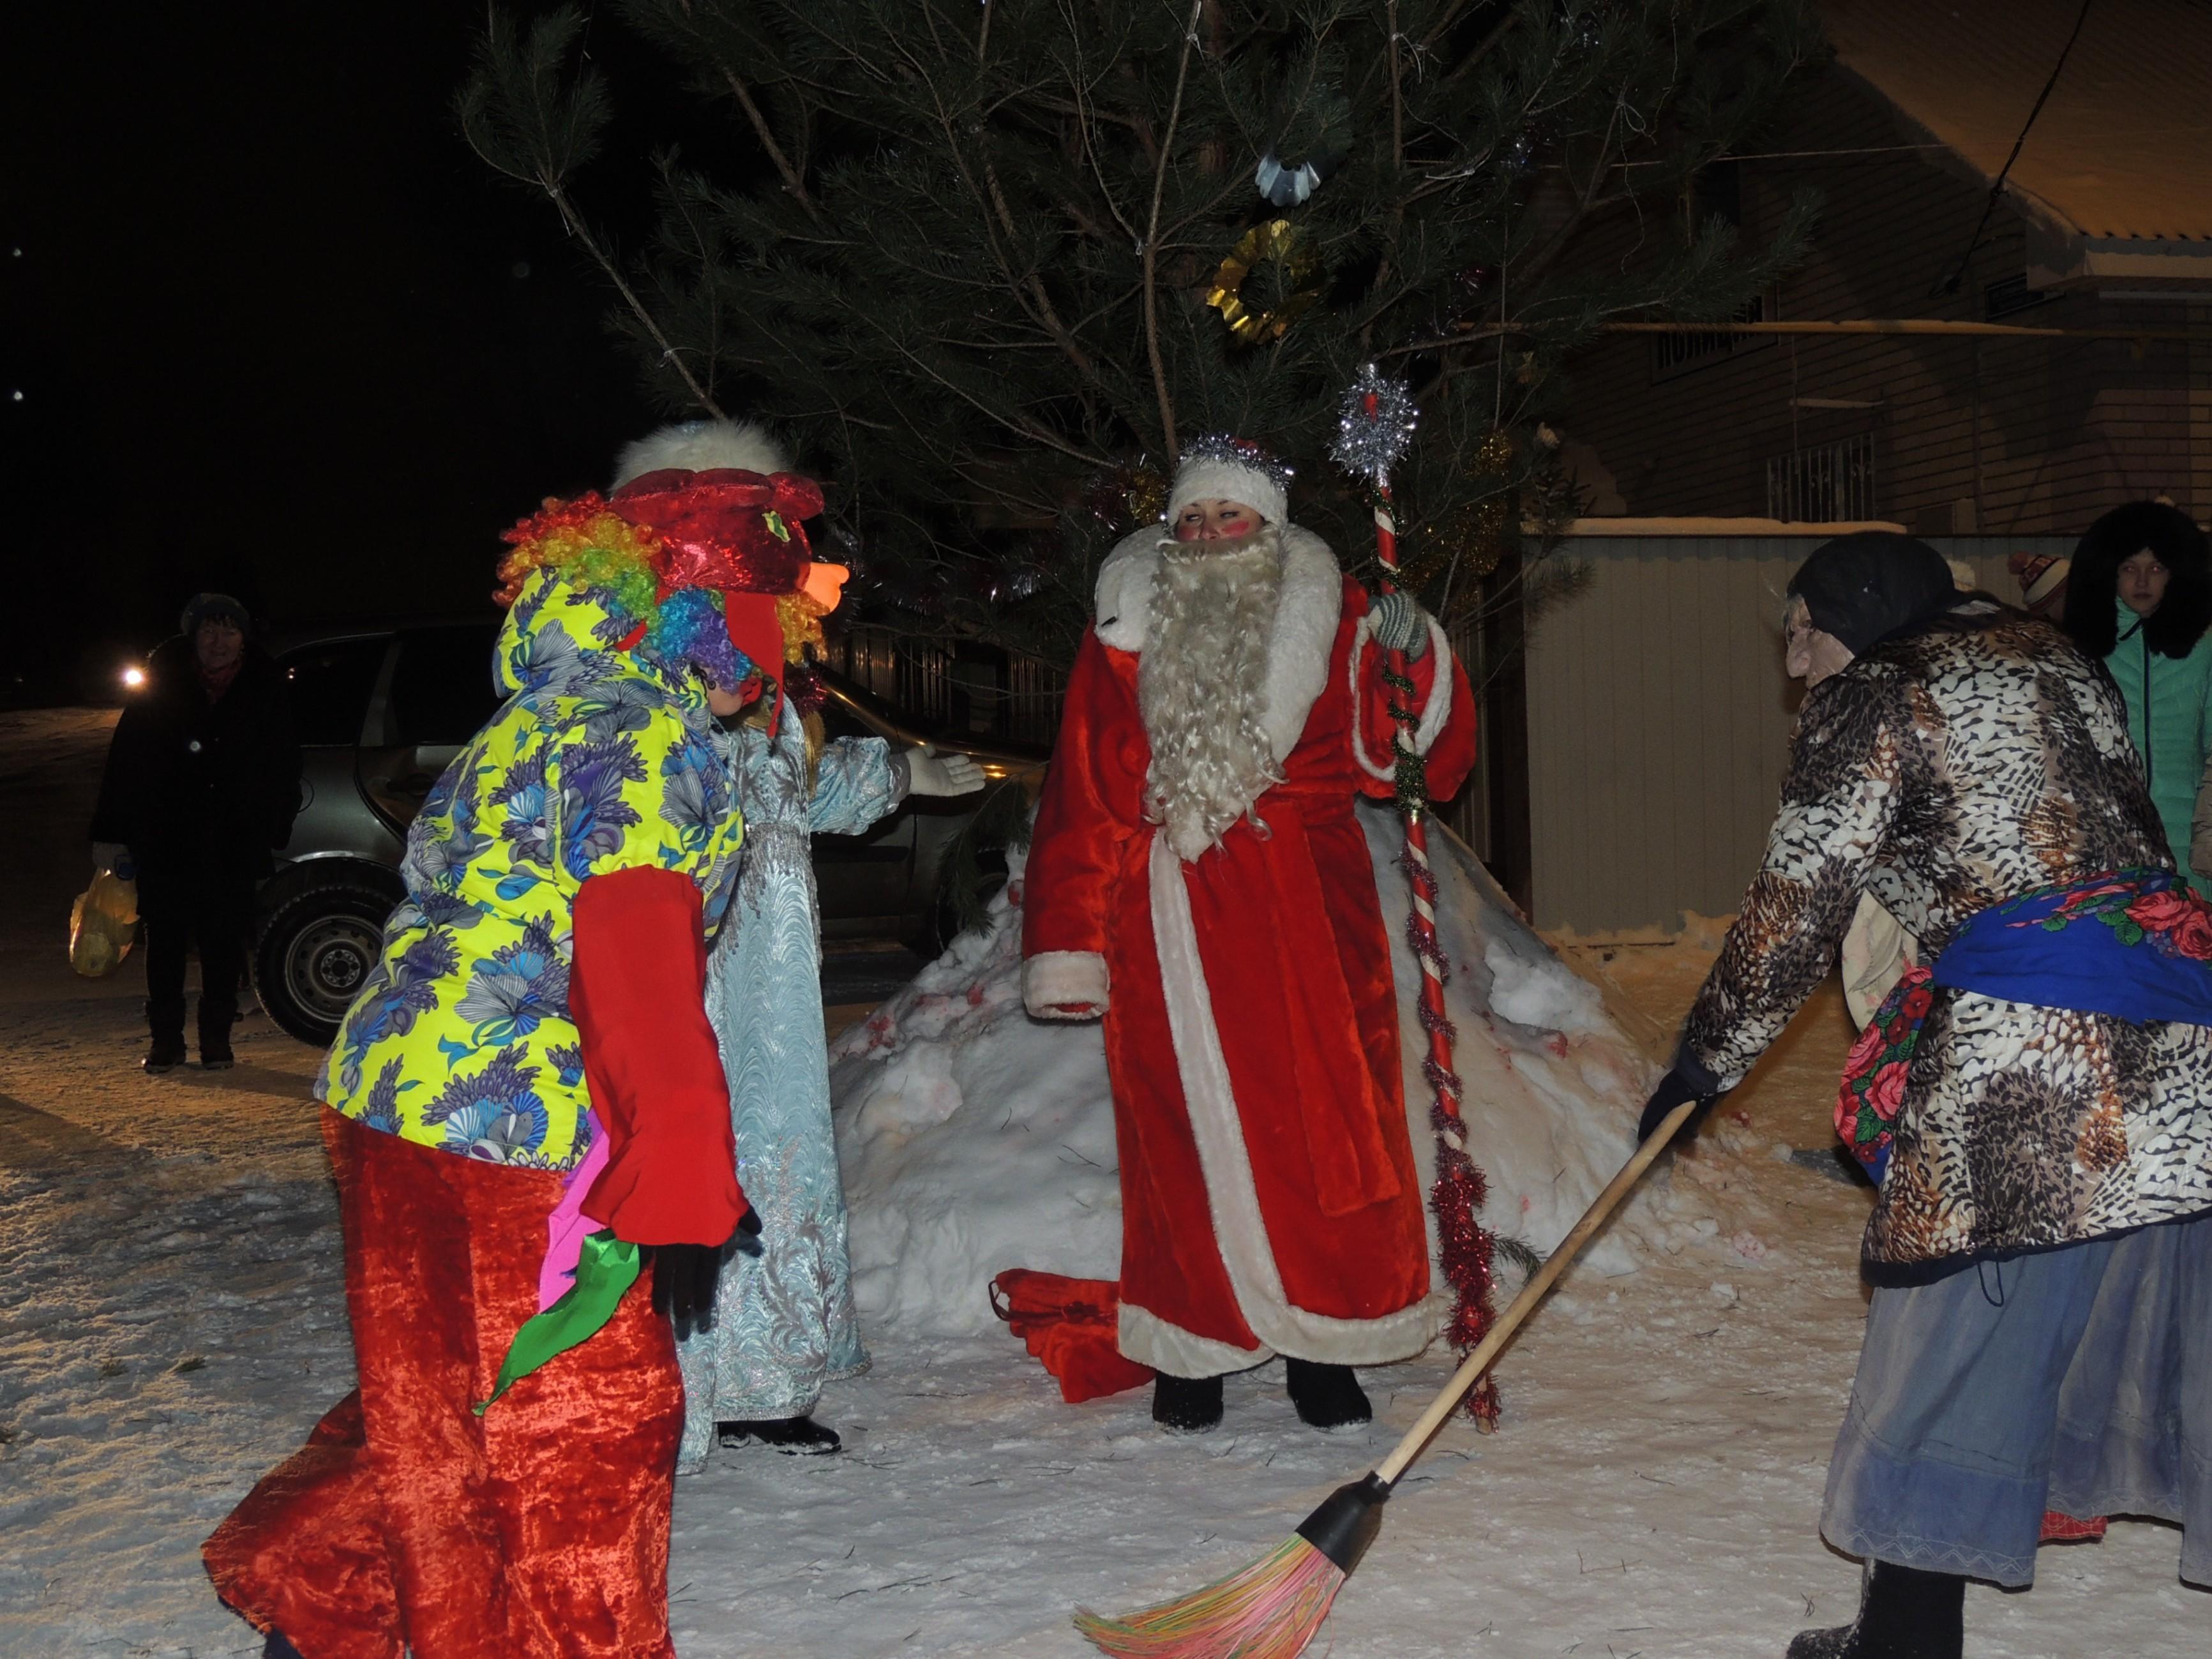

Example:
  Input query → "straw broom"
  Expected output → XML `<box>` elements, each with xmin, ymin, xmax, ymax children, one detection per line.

<box><xmin>1072</xmin><ymin>1095</ymin><xmax>1703</xmax><ymax>1658</ymax></box>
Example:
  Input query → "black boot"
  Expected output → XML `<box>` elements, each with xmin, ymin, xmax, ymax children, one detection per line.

<box><xmin>263</xmin><ymin>1632</ymin><xmax>306</xmax><ymax>1659</ymax></box>
<box><xmin>718</xmin><ymin>1415</ymin><xmax>842</xmax><ymax>1455</ymax></box>
<box><xmin>1151</xmin><ymin>1371</ymin><xmax>1224</xmax><ymax>1434</ymax></box>
<box><xmin>1786</xmin><ymin>1561</ymin><xmax>1964</xmax><ymax>1659</ymax></box>
<box><xmin>144</xmin><ymin>1035</ymin><xmax>187</xmax><ymax>1074</ymax></box>
<box><xmin>1285</xmin><ymin>1358</ymin><xmax>1371</xmax><ymax>1430</ymax></box>
<box><xmin>199</xmin><ymin>1024</ymin><xmax>236</xmax><ymax>1070</ymax></box>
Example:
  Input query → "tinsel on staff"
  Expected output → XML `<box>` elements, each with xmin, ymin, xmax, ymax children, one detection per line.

<box><xmin>1328</xmin><ymin>363</ymin><xmax>1502</xmax><ymax>1427</ymax></box>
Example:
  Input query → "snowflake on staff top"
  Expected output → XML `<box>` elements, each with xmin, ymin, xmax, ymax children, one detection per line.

<box><xmin>1180</xmin><ymin>432</ymin><xmax>1295</xmax><ymax>490</ymax></box>
<box><xmin>1330</xmin><ymin>363</ymin><xmax>1418</xmax><ymax>482</ymax></box>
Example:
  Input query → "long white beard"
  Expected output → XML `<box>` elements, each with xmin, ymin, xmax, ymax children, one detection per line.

<box><xmin>1138</xmin><ymin>527</ymin><xmax>1287</xmax><ymax>862</ymax></box>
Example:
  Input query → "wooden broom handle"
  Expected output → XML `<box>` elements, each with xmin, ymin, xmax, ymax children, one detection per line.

<box><xmin>1374</xmin><ymin>1098</ymin><xmax>1702</xmax><ymax>1486</ymax></box>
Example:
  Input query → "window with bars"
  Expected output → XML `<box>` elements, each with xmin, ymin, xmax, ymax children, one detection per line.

<box><xmin>1766</xmin><ymin>433</ymin><xmax>1879</xmax><ymax>523</ymax></box>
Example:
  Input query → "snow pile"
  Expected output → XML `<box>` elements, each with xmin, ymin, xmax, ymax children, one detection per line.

<box><xmin>828</xmin><ymin>802</ymin><xmax>1659</xmax><ymax>1337</ymax></box>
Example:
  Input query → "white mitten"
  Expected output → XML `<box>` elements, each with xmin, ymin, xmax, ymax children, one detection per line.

<box><xmin>905</xmin><ymin>747</ymin><xmax>986</xmax><ymax>798</ymax></box>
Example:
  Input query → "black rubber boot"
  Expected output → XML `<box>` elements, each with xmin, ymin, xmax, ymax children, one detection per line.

<box><xmin>144</xmin><ymin>1036</ymin><xmax>187</xmax><ymax>1074</ymax></box>
<box><xmin>263</xmin><ymin>1632</ymin><xmax>307</xmax><ymax>1659</ymax></box>
<box><xmin>1786</xmin><ymin>1561</ymin><xmax>1965</xmax><ymax>1658</ymax></box>
<box><xmin>1285</xmin><ymin>1358</ymin><xmax>1371</xmax><ymax>1430</ymax></box>
<box><xmin>718</xmin><ymin>1415</ymin><xmax>843</xmax><ymax>1455</ymax></box>
<box><xmin>200</xmin><ymin>1025</ymin><xmax>236</xmax><ymax>1070</ymax></box>
<box><xmin>1151</xmin><ymin>1371</ymin><xmax>1224</xmax><ymax>1434</ymax></box>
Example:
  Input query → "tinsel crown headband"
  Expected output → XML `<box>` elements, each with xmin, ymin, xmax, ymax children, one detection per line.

<box><xmin>1167</xmin><ymin>432</ymin><xmax>1295</xmax><ymax>528</ymax></box>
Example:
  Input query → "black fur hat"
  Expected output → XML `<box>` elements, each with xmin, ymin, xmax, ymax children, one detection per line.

<box><xmin>2059</xmin><ymin>501</ymin><xmax>2212</xmax><ymax>661</ymax></box>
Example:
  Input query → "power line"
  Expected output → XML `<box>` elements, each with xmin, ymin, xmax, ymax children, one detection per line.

<box><xmin>1932</xmin><ymin>0</ymin><xmax>2096</xmax><ymax>297</ymax></box>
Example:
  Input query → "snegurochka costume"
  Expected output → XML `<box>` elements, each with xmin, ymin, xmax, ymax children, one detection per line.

<box><xmin>204</xmin><ymin>453</ymin><xmax>836</xmax><ymax>1658</ymax></box>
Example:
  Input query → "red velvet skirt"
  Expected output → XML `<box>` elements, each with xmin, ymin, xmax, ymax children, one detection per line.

<box><xmin>203</xmin><ymin>1111</ymin><xmax>684</xmax><ymax>1658</ymax></box>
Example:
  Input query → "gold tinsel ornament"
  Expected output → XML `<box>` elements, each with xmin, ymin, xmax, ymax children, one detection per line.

<box><xmin>1205</xmin><ymin>220</ymin><xmax>1322</xmax><ymax>345</ymax></box>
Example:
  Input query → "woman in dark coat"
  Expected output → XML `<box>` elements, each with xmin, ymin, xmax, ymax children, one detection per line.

<box><xmin>91</xmin><ymin>593</ymin><xmax>301</xmax><ymax>1070</ymax></box>
<box><xmin>1639</xmin><ymin>534</ymin><xmax>2212</xmax><ymax>1658</ymax></box>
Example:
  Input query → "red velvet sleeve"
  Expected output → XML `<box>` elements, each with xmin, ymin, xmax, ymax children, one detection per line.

<box><xmin>1021</xmin><ymin>627</ymin><xmax>1148</xmax><ymax>964</ymax></box>
<box><xmin>571</xmin><ymin>864</ymin><xmax>748</xmax><ymax>1247</ymax></box>
<box><xmin>1352</xmin><ymin>586</ymin><xmax>1478</xmax><ymax>806</ymax></box>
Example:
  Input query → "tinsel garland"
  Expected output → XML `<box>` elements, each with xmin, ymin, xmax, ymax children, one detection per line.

<box><xmin>1381</xmin><ymin>660</ymin><xmax>1501</xmax><ymax>1427</ymax></box>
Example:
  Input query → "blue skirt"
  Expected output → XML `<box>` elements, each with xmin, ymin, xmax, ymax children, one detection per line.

<box><xmin>1821</xmin><ymin>1211</ymin><xmax>2212</xmax><ymax>1586</ymax></box>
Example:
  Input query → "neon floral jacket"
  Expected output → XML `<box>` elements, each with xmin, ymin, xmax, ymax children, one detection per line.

<box><xmin>317</xmin><ymin>573</ymin><xmax>746</xmax><ymax>1202</ymax></box>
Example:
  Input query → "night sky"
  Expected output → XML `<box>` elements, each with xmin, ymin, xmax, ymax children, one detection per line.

<box><xmin>4</xmin><ymin>6</ymin><xmax>735</xmax><ymax>703</ymax></box>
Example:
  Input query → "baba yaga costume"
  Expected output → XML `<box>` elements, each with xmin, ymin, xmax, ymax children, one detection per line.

<box><xmin>601</xmin><ymin>423</ymin><xmax>887</xmax><ymax>1468</ymax></box>
<box><xmin>204</xmin><ymin>446</ymin><xmax>836</xmax><ymax>1658</ymax></box>
<box><xmin>1019</xmin><ymin>437</ymin><xmax>1475</xmax><ymax>1434</ymax></box>
<box><xmin>1639</xmin><ymin>535</ymin><xmax>2212</xmax><ymax>1659</ymax></box>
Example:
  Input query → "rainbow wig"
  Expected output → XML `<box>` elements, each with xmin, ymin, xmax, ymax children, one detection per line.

<box><xmin>493</xmin><ymin>493</ymin><xmax>822</xmax><ymax>691</ymax></box>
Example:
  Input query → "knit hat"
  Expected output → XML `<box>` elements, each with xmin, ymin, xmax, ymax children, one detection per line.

<box><xmin>2007</xmin><ymin>551</ymin><xmax>2070</xmax><ymax>618</ymax></box>
<box><xmin>1787</xmin><ymin>532</ymin><xmax>1959</xmax><ymax>654</ymax></box>
<box><xmin>180</xmin><ymin>592</ymin><xmax>250</xmax><ymax>636</ymax></box>
<box><xmin>1165</xmin><ymin>433</ymin><xmax>1293</xmax><ymax>528</ymax></box>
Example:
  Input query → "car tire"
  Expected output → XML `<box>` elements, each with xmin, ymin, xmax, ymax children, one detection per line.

<box><xmin>253</xmin><ymin>875</ymin><xmax>399</xmax><ymax>1047</ymax></box>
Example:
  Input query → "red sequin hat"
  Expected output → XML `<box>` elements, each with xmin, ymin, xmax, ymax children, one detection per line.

<box><xmin>608</xmin><ymin>467</ymin><xmax>825</xmax><ymax>598</ymax></box>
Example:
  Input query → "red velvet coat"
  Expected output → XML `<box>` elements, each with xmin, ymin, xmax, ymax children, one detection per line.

<box><xmin>1021</xmin><ymin>527</ymin><xmax>1476</xmax><ymax>1376</ymax></box>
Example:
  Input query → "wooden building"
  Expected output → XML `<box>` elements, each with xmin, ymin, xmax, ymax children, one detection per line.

<box><xmin>1554</xmin><ymin>0</ymin><xmax>2212</xmax><ymax>535</ymax></box>
<box><xmin>1479</xmin><ymin>0</ymin><xmax>2212</xmax><ymax>933</ymax></box>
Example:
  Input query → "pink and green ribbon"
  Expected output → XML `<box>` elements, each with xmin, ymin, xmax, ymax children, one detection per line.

<box><xmin>476</xmin><ymin>1229</ymin><xmax>640</xmax><ymax>1415</ymax></box>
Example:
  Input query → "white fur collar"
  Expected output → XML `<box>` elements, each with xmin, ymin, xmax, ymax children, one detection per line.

<box><xmin>1093</xmin><ymin>524</ymin><xmax>1343</xmax><ymax>763</ymax></box>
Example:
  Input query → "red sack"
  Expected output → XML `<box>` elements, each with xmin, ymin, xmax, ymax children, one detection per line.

<box><xmin>989</xmin><ymin>1270</ymin><xmax>1154</xmax><ymax>1404</ymax></box>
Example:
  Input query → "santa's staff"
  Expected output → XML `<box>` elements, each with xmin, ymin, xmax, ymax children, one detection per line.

<box><xmin>1329</xmin><ymin>363</ymin><xmax>1501</xmax><ymax>1425</ymax></box>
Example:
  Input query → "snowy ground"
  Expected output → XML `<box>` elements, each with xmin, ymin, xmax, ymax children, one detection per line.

<box><xmin>1</xmin><ymin>709</ymin><xmax>2202</xmax><ymax>1657</ymax></box>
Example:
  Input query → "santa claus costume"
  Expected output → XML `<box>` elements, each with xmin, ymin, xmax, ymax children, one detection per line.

<box><xmin>1020</xmin><ymin>437</ymin><xmax>1476</xmax><ymax>1432</ymax></box>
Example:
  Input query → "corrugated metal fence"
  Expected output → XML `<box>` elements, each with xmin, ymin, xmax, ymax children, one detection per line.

<box><xmin>1523</xmin><ymin>529</ymin><xmax>2073</xmax><ymax>934</ymax></box>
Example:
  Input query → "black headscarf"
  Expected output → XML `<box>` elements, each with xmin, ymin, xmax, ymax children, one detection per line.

<box><xmin>1786</xmin><ymin>532</ymin><xmax>1958</xmax><ymax>654</ymax></box>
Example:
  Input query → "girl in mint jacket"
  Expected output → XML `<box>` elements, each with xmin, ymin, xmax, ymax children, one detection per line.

<box><xmin>2061</xmin><ymin>501</ymin><xmax>2212</xmax><ymax>897</ymax></box>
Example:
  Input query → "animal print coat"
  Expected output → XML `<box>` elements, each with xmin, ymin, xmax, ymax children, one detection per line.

<box><xmin>1682</xmin><ymin>604</ymin><xmax>2212</xmax><ymax>1280</ymax></box>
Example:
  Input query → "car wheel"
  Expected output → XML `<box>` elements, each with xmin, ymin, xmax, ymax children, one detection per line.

<box><xmin>253</xmin><ymin>878</ymin><xmax>397</xmax><ymax>1047</ymax></box>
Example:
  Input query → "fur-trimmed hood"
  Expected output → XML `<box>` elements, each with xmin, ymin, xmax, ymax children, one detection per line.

<box><xmin>1092</xmin><ymin>523</ymin><xmax>1344</xmax><ymax>764</ymax></box>
<box><xmin>2060</xmin><ymin>500</ymin><xmax>2212</xmax><ymax>661</ymax></box>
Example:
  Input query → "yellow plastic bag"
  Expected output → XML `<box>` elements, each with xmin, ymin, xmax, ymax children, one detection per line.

<box><xmin>68</xmin><ymin>869</ymin><xmax>140</xmax><ymax>979</ymax></box>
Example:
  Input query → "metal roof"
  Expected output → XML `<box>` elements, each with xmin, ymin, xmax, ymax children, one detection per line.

<box><xmin>1823</xmin><ymin>0</ymin><xmax>2212</xmax><ymax>243</ymax></box>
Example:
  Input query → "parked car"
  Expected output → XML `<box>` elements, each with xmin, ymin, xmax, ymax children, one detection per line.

<box><xmin>254</xmin><ymin>621</ymin><xmax>1047</xmax><ymax>1046</ymax></box>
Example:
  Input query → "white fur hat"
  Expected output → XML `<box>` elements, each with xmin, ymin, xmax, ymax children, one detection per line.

<box><xmin>612</xmin><ymin>419</ymin><xmax>791</xmax><ymax>492</ymax></box>
<box><xmin>1165</xmin><ymin>433</ymin><xmax>1293</xmax><ymax>528</ymax></box>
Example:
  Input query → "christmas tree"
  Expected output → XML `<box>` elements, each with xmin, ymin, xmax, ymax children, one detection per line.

<box><xmin>462</xmin><ymin>0</ymin><xmax>1822</xmax><ymax>660</ymax></box>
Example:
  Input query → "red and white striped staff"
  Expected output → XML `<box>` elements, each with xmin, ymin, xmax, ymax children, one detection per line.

<box><xmin>1329</xmin><ymin>363</ymin><xmax>1501</xmax><ymax>1425</ymax></box>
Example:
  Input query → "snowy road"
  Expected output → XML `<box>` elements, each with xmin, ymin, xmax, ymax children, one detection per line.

<box><xmin>1</xmin><ymin>710</ymin><xmax>2202</xmax><ymax>1656</ymax></box>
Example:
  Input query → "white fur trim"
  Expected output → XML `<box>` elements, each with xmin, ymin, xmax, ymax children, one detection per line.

<box><xmin>1167</xmin><ymin>456</ymin><xmax>1288</xmax><ymax>530</ymax></box>
<box><xmin>1348</xmin><ymin>613</ymin><xmax>1456</xmax><ymax>781</ymax></box>
<box><xmin>1094</xmin><ymin>526</ymin><xmax>1344</xmax><ymax>769</ymax></box>
<box><xmin>1118</xmin><ymin>1300</ymin><xmax>1270</xmax><ymax>1377</ymax></box>
<box><xmin>1022</xmin><ymin>950</ymin><xmax>1110</xmax><ymax>1018</ymax></box>
<box><xmin>1145</xmin><ymin>832</ymin><xmax>1443</xmax><ymax>1365</ymax></box>
<box><xmin>612</xmin><ymin>419</ymin><xmax>790</xmax><ymax>490</ymax></box>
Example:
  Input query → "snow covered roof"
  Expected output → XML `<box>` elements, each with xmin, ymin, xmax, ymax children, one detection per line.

<box><xmin>1824</xmin><ymin>0</ymin><xmax>2212</xmax><ymax>248</ymax></box>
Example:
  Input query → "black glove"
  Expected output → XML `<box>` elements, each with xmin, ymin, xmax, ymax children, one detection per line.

<box><xmin>647</xmin><ymin>1215</ymin><xmax>756</xmax><ymax>1339</ymax></box>
<box><xmin>1637</xmin><ymin>1064</ymin><xmax>1720</xmax><ymax>1145</ymax></box>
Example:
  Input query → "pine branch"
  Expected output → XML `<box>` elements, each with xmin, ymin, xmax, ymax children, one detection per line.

<box><xmin>1143</xmin><ymin>0</ymin><xmax>1208</xmax><ymax>463</ymax></box>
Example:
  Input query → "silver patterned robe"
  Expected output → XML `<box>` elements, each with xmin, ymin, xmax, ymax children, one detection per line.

<box><xmin>676</xmin><ymin>716</ymin><xmax>903</xmax><ymax>1471</ymax></box>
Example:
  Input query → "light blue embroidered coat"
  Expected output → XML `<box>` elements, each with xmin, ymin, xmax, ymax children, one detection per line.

<box><xmin>675</xmin><ymin>714</ymin><xmax>903</xmax><ymax>1469</ymax></box>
